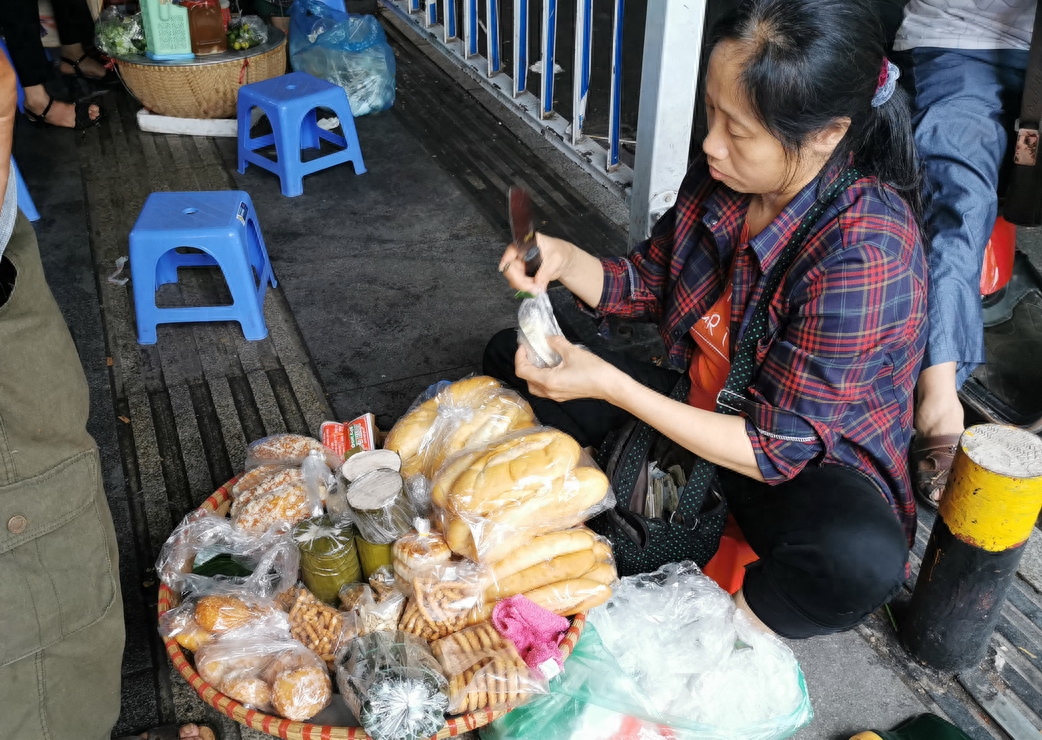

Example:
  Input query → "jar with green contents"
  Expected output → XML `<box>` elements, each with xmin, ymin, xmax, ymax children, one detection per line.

<box><xmin>294</xmin><ymin>517</ymin><xmax>362</xmax><ymax>604</ymax></box>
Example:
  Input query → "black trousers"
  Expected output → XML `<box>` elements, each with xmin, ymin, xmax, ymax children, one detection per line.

<box><xmin>483</xmin><ymin>328</ymin><xmax>909</xmax><ymax>638</ymax></box>
<box><xmin>0</xmin><ymin>0</ymin><xmax>95</xmax><ymax>87</ymax></box>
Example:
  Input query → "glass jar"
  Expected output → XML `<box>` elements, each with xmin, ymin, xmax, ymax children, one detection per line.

<box><xmin>184</xmin><ymin>0</ymin><xmax>227</xmax><ymax>55</ymax></box>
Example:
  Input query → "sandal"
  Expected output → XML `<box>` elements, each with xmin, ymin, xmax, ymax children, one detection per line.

<box><xmin>61</xmin><ymin>52</ymin><xmax>120</xmax><ymax>88</ymax></box>
<box><xmin>117</xmin><ymin>723</ymin><xmax>216</xmax><ymax>740</ymax></box>
<box><xmin>910</xmin><ymin>432</ymin><xmax>962</xmax><ymax>510</ymax></box>
<box><xmin>24</xmin><ymin>95</ymin><xmax>103</xmax><ymax>131</ymax></box>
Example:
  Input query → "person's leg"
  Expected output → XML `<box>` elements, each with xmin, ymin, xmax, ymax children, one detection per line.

<box><xmin>721</xmin><ymin>466</ymin><xmax>909</xmax><ymax>638</ymax></box>
<box><xmin>482</xmin><ymin>327</ymin><xmax>680</xmax><ymax>448</ymax></box>
<box><xmin>905</xmin><ymin>48</ymin><xmax>1027</xmax><ymax>503</ymax></box>
<box><xmin>51</xmin><ymin>0</ymin><xmax>110</xmax><ymax>80</ymax></box>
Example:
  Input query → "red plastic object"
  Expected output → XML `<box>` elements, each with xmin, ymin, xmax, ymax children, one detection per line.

<box><xmin>980</xmin><ymin>216</ymin><xmax>1016</xmax><ymax>296</ymax></box>
<box><xmin>703</xmin><ymin>515</ymin><xmax>758</xmax><ymax>594</ymax></box>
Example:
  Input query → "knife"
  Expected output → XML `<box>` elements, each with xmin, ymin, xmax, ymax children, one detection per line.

<box><xmin>507</xmin><ymin>186</ymin><xmax>543</xmax><ymax>278</ymax></box>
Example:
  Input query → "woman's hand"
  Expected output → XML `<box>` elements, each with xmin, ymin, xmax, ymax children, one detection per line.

<box><xmin>499</xmin><ymin>232</ymin><xmax>576</xmax><ymax>295</ymax></box>
<box><xmin>515</xmin><ymin>335</ymin><xmax>625</xmax><ymax>403</ymax></box>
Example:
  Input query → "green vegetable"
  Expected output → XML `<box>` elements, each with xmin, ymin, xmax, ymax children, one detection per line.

<box><xmin>191</xmin><ymin>553</ymin><xmax>254</xmax><ymax>578</ymax></box>
<box><xmin>515</xmin><ymin>290</ymin><xmax>536</xmax><ymax>300</ymax></box>
<box><xmin>95</xmin><ymin>13</ymin><xmax>145</xmax><ymax>58</ymax></box>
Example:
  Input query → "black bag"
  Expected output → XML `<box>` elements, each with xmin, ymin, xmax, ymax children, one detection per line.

<box><xmin>1003</xmin><ymin>5</ymin><xmax>1042</xmax><ymax>226</ymax></box>
<box><xmin>588</xmin><ymin>167</ymin><xmax>863</xmax><ymax>577</ymax></box>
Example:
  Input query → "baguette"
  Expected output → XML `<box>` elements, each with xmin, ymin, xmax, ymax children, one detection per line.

<box><xmin>488</xmin><ymin>550</ymin><xmax>597</xmax><ymax>600</ymax></box>
<box><xmin>591</xmin><ymin>540</ymin><xmax>613</xmax><ymax>564</ymax></box>
<box><xmin>560</xmin><ymin>584</ymin><xmax>613</xmax><ymax>616</ymax></box>
<box><xmin>522</xmin><ymin>578</ymin><xmax>608</xmax><ymax>615</ymax></box>
<box><xmin>581</xmin><ymin>561</ymin><xmax>617</xmax><ymax>586</ymax></box>
<box><xmin>490</xmin><ymin>528</ymin><xmax>597</xmax><ymax>583</ymax></box>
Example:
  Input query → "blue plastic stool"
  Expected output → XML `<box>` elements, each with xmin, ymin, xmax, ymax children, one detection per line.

<box><xmin>129</xmin><ymin>191</ymin><xmax>277</xmax><ymax>344</ymax></box>
<box><xmin>237</xmin><ymin>72</ymin><xmax>366</xmax><ymax>197</ymax></box>
<box><xmin>12</xmin><ymin>159</ymin><xmax>39</xmax><ymax>222</ymax></box>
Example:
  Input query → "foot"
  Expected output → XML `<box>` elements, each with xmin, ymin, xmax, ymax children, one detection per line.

<box><xmin>59</xmin><ymin>55</ymin><xmax>109</xmax><ymax>81</ymax></box>
<box><xmin>121</xmin><ymin>723</ymin><xmax>216</xmax><ymax>740</ymax></box>
<box><xmin>910</xmin><ymin>433</ymin><xmax>962</xmax><ymax>509</ymax></box>
<box><xmin>23</xmin><ymin>86</ymin><xmax>101</xmax><ymax>129</ymax></box>
<box><xmin>912</xmin><ymin>362</ymin><xmax>964</xmax><ymax>508</ymax></box>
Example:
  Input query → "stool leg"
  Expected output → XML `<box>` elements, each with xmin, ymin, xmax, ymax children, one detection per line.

<box><xmin>130</xmin><ymin>240</ymin><xmax>159</xmax><ymax>344</ymax></box>
<box><xmin>245</xmin><ymin>217</ymin><xmax>278</xmax><ymax>289</ymax></box>
<box><xmin>332</xmin><ymin>99</ymin><xmax>367</xmax><ymax>176</ymax></box>
<box><xmin>273</xmin><ymin>107</ymin><xmax>305</xmax><ymax>198</ymax></box>
<box><xmin>211</xmin><ymin>239</ymin><xmax>269</xmax><ymax>341</ymax></box>
<box><xmin>301</xmin><ymin>107</ymin><xmax>321</xmax><ymax>150</ymax></box>
<box><xmin>237</xmin><ymin>100</ymin><xmax>255</xmax><ymax>174</ymax></box>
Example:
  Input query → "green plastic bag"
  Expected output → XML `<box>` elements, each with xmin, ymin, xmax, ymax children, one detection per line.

<box><xmin>481</xmin><ymin>623</ymin><xmax>812</xmax><ymax>740</ymax></box>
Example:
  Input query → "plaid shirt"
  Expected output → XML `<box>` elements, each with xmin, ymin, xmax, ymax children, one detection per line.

<box><xmin>594</xmin><ymin>161</ymin><xmax>927</xmax><ymax>542</ymax></box>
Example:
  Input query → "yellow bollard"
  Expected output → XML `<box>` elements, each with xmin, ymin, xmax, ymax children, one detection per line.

<box><xmin>901</xmin><ymin>424</ymin><xmax>1042</xmax><ymax>670</ymax></box>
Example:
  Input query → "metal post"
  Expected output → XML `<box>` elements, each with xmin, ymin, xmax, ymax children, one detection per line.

<box><xmin>540</xmin><ymin>0</ymin><xmax>558</xmax><ymax>118</ymax></box>
<box><xmin>571</xmin><ymin>0</ymin><xmax>592</xmax><ymax>145</ymax></box>
<box><xmin>607</xmin><ymin>0</ymin><xmax>625</xmax><ymax>171</ymax></box>
<box><xmin>628</xmin><ymin>0</ymin><xmax>704</xmax><ymax>245</ymax></box>
<box><xmin>442</xmin><ymin>0</ymin><xmax>457</xmax><ymax>41</ymax></box>
<box><xmin>464</xmin><ymin>0</ymin><xmax>479</xmax><ymax>58</ymax></box>
<box><xmin>486</xmin><ymin>0</ymin><xmax>502</xmax><ymax>76</ymax></box>
<box><xmin>901</xmin><ymin>424</ymin><xmax>1042</xmax><ymax>671</ymax></box>
<box><xmin>513</xmin><ymin>0</ymin><xmax>529</xmax><ymax>96</ymax></box>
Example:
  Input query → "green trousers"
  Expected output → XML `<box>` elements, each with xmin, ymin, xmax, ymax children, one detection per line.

<box><xmin>0</xmin><ymin>214</ymin><xmax>124</xmax><ymax>740</ymax></box>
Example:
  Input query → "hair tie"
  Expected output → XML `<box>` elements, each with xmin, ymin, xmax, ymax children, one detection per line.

<box><xmin>872</xmin><ymin>58</ymin><xmax>899</xmax><ymax>108</ymax></box>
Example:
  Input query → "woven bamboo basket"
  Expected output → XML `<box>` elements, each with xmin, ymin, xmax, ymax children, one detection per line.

<box><xmin>157</xmin><ymin>478</ymin><xmax>587</xmax><ymax>740</ymax></box>
<box><xmin>114</xmin><ymin>33</ymin><xmax>287</xmax><ymax>119</ymax></box>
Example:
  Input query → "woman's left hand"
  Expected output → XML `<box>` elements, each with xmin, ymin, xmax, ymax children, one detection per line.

<box><xmin>514</xmin><ymin>335</ymin><xmax>623</xmax><ymax>403</ymax></box>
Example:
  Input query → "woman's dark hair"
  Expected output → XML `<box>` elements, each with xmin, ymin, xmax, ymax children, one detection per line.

<box><xmin>710</xmin><ymin>0</ymin><xmax>922</xmax><ymax>223</ymax></box>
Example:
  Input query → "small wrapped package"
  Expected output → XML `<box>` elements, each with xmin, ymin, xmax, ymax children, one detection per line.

<box><xmin>399</xmin><ymin>561</ymin><xmax>491</xmax><ymax>641</ymax></box>
<box><xmin>393</xmin><ymin>519</ymin><xmax>454</xmax><ymax>596</ymax></box>
<box><xmin>280</xmin><ymin>585</ymin><xmax>360</xmax><ymax>668</ymax></box>
<box><xmin>517</xmin><ymin>292</ymin><xmax>564</xmax><ymax>368</ymax></box>
<box><xmin>430</xmin><ymin>622</ymin><xmax>546</xmax><ymax>714</ymax></box>
<box><xmin>244</xmin><ymin>433</ymin><xmax>342</xmax><ymax>471</ymax></box>
<box><xmin>160</xmin><ymin>590</ymin><xmax>286</xmax><ymax>653</ymax></box>
<box><xmin>383</xmin><ymin>376</ymin><xmax>537</xmax><ymax>480</ymax></box>
<box><xmin>232</xmin><ymin>455</ymin><xmax>331</xmax><ymax>534</ymax></box>
<box><xmin>484</xmin><ymin>527</ymin><xmax>617</xmax><ymax>614</ymax></box>
<box><xmin>336</xmin><ymin>630</ymin><xmax>449</xmax><ymax>740</ymax></box>
<box><xmin>227</xmin><ymin>14</ymin><xmax>267</xmax><ymax>50</ymax></box>
<box><xmin>194</xmin><ymin>622</ymin><xmax>333</xmax><ymax>720</ymax></box>
<box><xmin>431</xmin><ymin>428</ymin><xmax>615</xmax><ymax>562</ymax></box>
<box><xmin>345</xmin><ymin>468</ymin><xmax>414</xmax><ymax>544</ymax></box>
<box><xmin>157</xmin><ymin>513</ymin><xmax>299</xmax><ymax>598</ymax></box>
<box><xmin>339</xmin><ymin>582</ymin><xmax>407</xmax><ymax>635</ymax></box>
<box><xmin>294</xmin><ymin>517</ymin><xmax>363</xmax><ymax>604</ymax></box>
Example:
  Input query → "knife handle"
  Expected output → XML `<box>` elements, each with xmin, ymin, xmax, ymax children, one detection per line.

<box><xmin>523</xmin><ymin>245</ymin><xmax>543</xmax><ymax>278</ymax></box>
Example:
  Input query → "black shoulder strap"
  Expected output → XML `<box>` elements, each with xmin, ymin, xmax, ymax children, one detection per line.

<box><xmin>1003</xmin><ymin>9</ymin><xmax>1042</xmax><ymax>225</ymax></box>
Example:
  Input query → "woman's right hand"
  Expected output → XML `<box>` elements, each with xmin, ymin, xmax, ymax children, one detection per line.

<box><xmin>498</xmin><ymin>232</ymin><xmax>576</xmax><ymax>294</ymax></box>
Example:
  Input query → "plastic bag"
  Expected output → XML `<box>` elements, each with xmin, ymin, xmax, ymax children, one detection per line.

<box><xmin>289</xmin><ymin>0</ymin><xmax>397</xmax><ymax>116</ymax></box>
<box><xmin>294</xmin><ymin>517</ymin><xmax>363</xmax><ymax>604</ymax></box>
<box><xmin>227</xmin><ymin>14</ymin><xmax>267</xmax><ymax>50</ymax></box>
<box><xmin>244</xmin><ymin>433</ymin><xmax>342</xmax><ymax>471</ymax></box>
<box><xmin>384</xmin><ymin>376</ymin><xmax>538</xmax><ymax>481</ymax></box>
<box><xmin>430</xmin><ymin>621</ymin><xmax>547</xmax><ymax>714</ymax></box>
<box><xmin>157</xmin><ymin>513</ymin><xmax>300</xmax><ymax>598</ymax></box>
<box><xmin>160</xmin><ymin>590</ymin><xmax>286</xmax><ymax>653</ymax></box>
<box><xmin>194</xmin><ymin>620</ymin><xmax>333</xmax><ymax>720</ymax></box>
<box><xmin>336</xmin><ymin>630</ymin><xmax>449</xmax><ymax>740</ymax></box>
<box><xmin>339</xmin><ymin>581</ymin><xmax>407</xmax><ymax>635</ymax></box>
<box><xmin>281</xmin><ymin>585</ymin><xmax>361</xmax><ymax>668</ymax></box>
<box><xmin>399</xmin><ymin>560</ymin><xmax>491</xmax><ymax>641</ymax></box>
<box><xmin>585</xmin><ymin>562</ymin><xmax>812</xmax><ymax>739</ymax></box>
<box><xmin>431</xmin><ymin>427</ymin><xmax>616</xmax><ymax>562</ymax></box>
<box><xmin>94</xmin><ymin>7</ymin><xmax>145</xmax><ymax>57</ymax></box>
<box><xmin>517</xmin><ymin>292</ymin><xmax>564</xmax><ymax>368</ymax></box>
<box><xmin>393</xmin><ymin>519</ymin><xmax>454</xmax><ymax>596</ymax></box>
<box><xmin>344</xmin><ymin>468</ymin><xmax>415</xmax><ymax>544</ymax></box>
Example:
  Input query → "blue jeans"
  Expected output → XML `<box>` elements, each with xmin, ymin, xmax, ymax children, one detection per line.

<box><xmin>899</xmin><ymin>48</ymin><xmax>1027</xmax><ymax>385</ymax></box>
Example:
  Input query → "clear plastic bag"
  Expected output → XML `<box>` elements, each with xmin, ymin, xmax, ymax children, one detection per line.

<box><xmin>517</xmin><ymin>292</ymin><xmax>564</xmax><ymax>368</ymax></box>
<box><xmin>336</xmin><ymin>630</ymin><xmax>449</xmax><ymax>740</ymax></box>
<box><xmin>583</xmin><ymin>562</ymin><xmax>813</xmax><ymax>739</ymax></box>
<box><xmin>407</xmin><ymin>561</ymin><xmax>491</xmax><ymax>637</ymax></box>
<box><xmin>393</xmin><ymin>519</ymin><xmax>454</xmax><ymax>596</ymax></box>
<box><xmin>280</xmin><ymin>585</ymin><xmax>360</xmax><ymax>668</ymax></box>
<box><xmin>344</xmin><ymin>468</ymin><xmax>415</xmax><ymax>544</ymax></box>
<box><xmin>289</xmin><ymin>0</ymin><xmax>397</xmax><ymax>116</ymax></box>
<box><xmin>227</xmin><ymin>14</ymin><xmax>267</xmax><ymax>50</ymax></box>
<box><xmin>383</xmin><ymin>376</ymin><xmax>537</xmax><ymax>481</ymax></box>
<box><xmin>294</xmin><ymin>517</ymin><xmax>362</xmax><ymax>605</ymax></box>
<box><xmin>159</xmin><ymin>590</ymin><xmax>286</xmax><ymax>653</ymax></box>
<box><xmin>430</xmin><ymin>622</ymin><xmax>547</xmax><ymax>714</ymax></box>
<box><xmin>157</xmin><ymin>513</ymin><xmax>300</xmax><ymax>598</ymax></box>
<box><xmin>94</xmin><ymin>7</ymin><xmax>145</xmax><ymax>57</ymax></box>
<box><xmin>339</xmin><ymin>581</ymin><xmax>407</xmax><ymax>635</ymax></box>
<box><xmin>194</xmin><ymin>620</ymin><xmax>333</xmax><ymax>720</ymax></box>
<box><xmin>431</xmin><ymin>428</ymin><xmax>616</xmax><ymax>562</ymax></box>
<box><xmin>244</xmin><ymin>433</ymin><xmax>342</xmax><ymax>471</ymax></box>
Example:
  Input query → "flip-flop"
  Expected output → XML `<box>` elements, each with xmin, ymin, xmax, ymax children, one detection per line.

<box><xmin>117</xmin><ymin>724</ymin><xmax>216</xmax><ymax>740</ymax></box>
<box><xmin>910</xmin><ymin>433</ymin><xmax>962</xmax><ymax>510</ymax></box>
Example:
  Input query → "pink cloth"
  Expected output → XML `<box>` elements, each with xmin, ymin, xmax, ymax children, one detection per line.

<box><xmin>492</xmin><ymin>594</ymin><xmax>570</xmax><ymax>673</ymax></box>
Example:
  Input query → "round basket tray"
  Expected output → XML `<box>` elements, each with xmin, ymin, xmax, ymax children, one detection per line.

<box><xmin>113</xmin><ymin>28</ymin><xmax>288</xmax><ymax>119</ymax></box>
<box><xmin>157</xmin><ymin>478</ymin><xmax>587</xmax><ymax>740</ymax></box>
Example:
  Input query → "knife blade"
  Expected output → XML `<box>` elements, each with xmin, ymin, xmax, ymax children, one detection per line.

<box><xmin>508</xmin><ymin>186</ymin><xmax>543</xmax><ymax>278</ymax></box>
